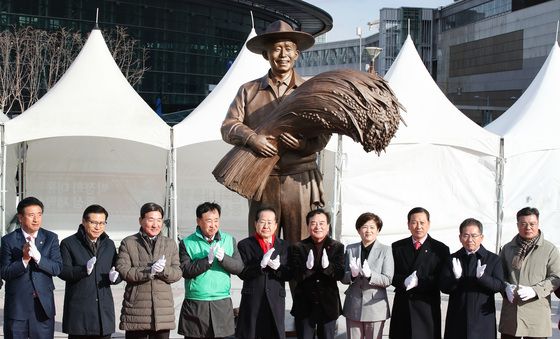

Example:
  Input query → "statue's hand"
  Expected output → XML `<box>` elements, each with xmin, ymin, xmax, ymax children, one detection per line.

<box><xmin>247</xmin><ymin>134</ymin><xmax>278</xmax><ymax>157</ymax></box>
<box><xmin>279</xmin><ymin>132</ymin><xmax>307</xmax><ymax>151</ymax></box>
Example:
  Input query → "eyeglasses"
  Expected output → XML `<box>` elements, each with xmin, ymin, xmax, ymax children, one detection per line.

<box><xmin>144</xmin><ymin>218</ymin><xmax>163</xmax><ymax>223</ymax></box>
<box><xmin>88</xmin><ymin>220</ymin><xmax>107</xmax><ymax>227</ymax></box>
<box><xmin>460</xmin><ymin>233</ymin><xmax>481</xmax><ymax>240</ymax></box>
<box><xmin>517</xmin><ymin>222</ymin><xmax>538</xmax><ymax>228</ymax></box>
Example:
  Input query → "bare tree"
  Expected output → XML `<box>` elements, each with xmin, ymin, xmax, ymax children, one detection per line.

<box><xmin>0</xmin><ymin>25</ymin><xmax>148</xmax><ymax>115</ymax></box>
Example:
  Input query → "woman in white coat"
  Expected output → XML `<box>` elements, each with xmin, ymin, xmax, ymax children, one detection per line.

<box><xmin>342</xmin><ymin>212</ymin><xmax>394</xmax><ymax>339</ymax></box>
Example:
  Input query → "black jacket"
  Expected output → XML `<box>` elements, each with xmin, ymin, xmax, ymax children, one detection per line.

<box><xmin>235</xmin><ymin>236</ymin><xmax>292</xmax><ymax>339</ymax></box>
<box><xmin>290</xmin><ymin>236</ymin><xmax>345</xmax><ymax>321</ymax></box>
<box><xmin>390</xmin><ymin>235</ymin><xmax>450</xmax><ymax>339</ymax></box>
<box><xmin>59</xmin><ymin>225</ymin><xmax>121</xmax><ymax>336</ymax></box>
<box><xmin>440</xmin><ymin>245</ymin><xmax>504</xmax><ymax>339</ymax></box>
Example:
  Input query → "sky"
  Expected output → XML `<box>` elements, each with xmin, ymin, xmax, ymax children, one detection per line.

<box><xmin>304</xmin><ymin>0</ymin><xmax>454</xmax><ymax>42</ymax></box>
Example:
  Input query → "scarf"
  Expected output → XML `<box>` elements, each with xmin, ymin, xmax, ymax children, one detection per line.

<box><xmin>255</xmin><ymin>233</ymin><xmax>275</xmax><ymax>253</ymax></box>
<box><xmin>512</xmin><ymin>231</ymin><xmax>540</xmax><ymax>270</ymax></box>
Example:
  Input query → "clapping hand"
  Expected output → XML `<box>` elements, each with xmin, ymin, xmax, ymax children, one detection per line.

<box><xmin>214</xmin><ymin>244</ymin><xmax>225</xmax><ymax>262</ymax></box>
<box><xmin>452</xmin><ymin>258</ymin><xmax>462</xmax><ymax>279</ymax></box>
<box><xmin>268</xmin><ymin>256</ymin><xmax>280</xmax><ymax>270</ymax></box>
<box><xmin>306</xmin><ymin>249</ymin><xmax>314</xmax><ymax>270</ymax></box>
<box><xmin>405</xmin><ymin>270</ymin><xmax>418</xmax><ymax>291</ymax></box>
<box><xmin>476</xmin><ymin>259</ymin><xmax>487</xmax><ymax>278</ymax></box>
<box><xmin>151</xmin><ymin>255</ymin><xmax>166</xmax><ymax>275</ymax></box>
<box><xmin>109</xmin><ymin>266</ymin><xmax>119</xmax><ymax>283</ymax></box>
<box><xmin>360</xmin><ymin>259</ymin><xmax>372</xmax><ymax>278</ymax></box>
<box><xmin>321</xmin><ymin>249</ymin><xmax>329</xmax><ymax>269</ymax></box>
<box><xmin>348</xmin><ymin>255</ymin><xmax>360</xmax><ymax>278</ymax></box>
<box><xmin>28</xmin><ymin>241</ymin><xmax>41</xmax><ymax>263</ymax></box>
<box><xmin>208</xmin><ymin>244</ymin><xmax>216</xmax><ymax>264</ymax></box>
<box><xmin>86</xmin><ymin>256</ymin><xmax>97</xmax><ymax>275</ymax></box>
<box><xmin>505</xmin><ymin>283</ymin><xmax>515</xmax><ymax>303</ymax></box>
<box><xmin>517</xmin><ymin>285</ymin><xmax>536</xmax><ymax>301</ymax></box>
<box><xmin>260</xmin><ymin>248</ymin><xmax>275</xmax><ymax>268</ymax></box>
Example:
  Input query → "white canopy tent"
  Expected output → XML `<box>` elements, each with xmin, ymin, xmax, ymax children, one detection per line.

<box><xmin>486</xmin><ymin>42</ymin><xmax>560</xmax><ymax>248</ymax></box>
<box><xmin>1</xmin><ymin>28</ymin><xmax>170</xmax><ymax>241</ymax></box>
<box><xmin>338</xmin><ymin>36</ymin><xmax>501</xmax><ymax>251</ymax></box>
<box><xmin>0</xmin><ymin>113</ymin><xmax>18</xmax><ymax>235</ymax></box>
<box><xmin>172</xmin><ymin>28</ymin><xmax>269</xmax><ymax>241</ymax></box>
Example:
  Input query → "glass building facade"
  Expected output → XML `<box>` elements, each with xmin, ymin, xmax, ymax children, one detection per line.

<box><xmin>0</xmin><ymin>0</ymin><xmax>331</xmax><ymax>121</ymax></box>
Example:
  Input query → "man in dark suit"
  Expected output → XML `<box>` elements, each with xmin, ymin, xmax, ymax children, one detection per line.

<box><xmin>0</xmin><ymin>196</ymin><xmax>63</xmax><ymax>338</ymax></box>
<box><xmin>389</xmin><ymin>207</ymin><xmax>450</xmax><ymax>339</ymax></box>
<box><xmin>440</xmin><ymin>218</ymin><xmax>504</xmax><ymax>339</ymax></box>
<box><xmin>59</xmin><ymin>204</ymin><xmax>121</xmax><ymax>339</ymax></box>
<box><xmin>236</xmin><ymin>207</ymin><xmax>292</xmax><ymax>339</ymax></box>
<box><xmin>290</xmin><ymin>209</ymin><xmax>344</xmax><ymax>339</ymax></box>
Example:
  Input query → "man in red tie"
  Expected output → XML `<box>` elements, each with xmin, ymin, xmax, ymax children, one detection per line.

<box><xmin>0</xmin><ymin>197</ymin><xmax>63</xmax><ymax>338</ymax></box>
<box><xmin>389</xmin><ymin>207</ymin><xmax>450</xmax><ymax>339</ymax></box>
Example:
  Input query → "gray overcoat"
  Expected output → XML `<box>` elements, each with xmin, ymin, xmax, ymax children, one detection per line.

<box><xmin>341</xmin><ymin>240</ymin><xmax>394</xmax><ymax>322</ymax></box>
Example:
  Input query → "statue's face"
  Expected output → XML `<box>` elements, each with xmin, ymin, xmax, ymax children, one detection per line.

<box><xmin>264</xmin><ymin>40</ymin><xmax>299</xmax><ymax>76</ymax></box>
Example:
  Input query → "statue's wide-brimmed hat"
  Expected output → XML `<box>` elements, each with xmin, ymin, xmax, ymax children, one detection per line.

<box><xmin>247</xmin><ymin>20</ymin><xmax>315</xmax><ymax>54</ymax></box>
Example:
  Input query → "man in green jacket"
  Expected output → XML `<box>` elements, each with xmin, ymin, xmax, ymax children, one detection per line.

<box><xmin>178</xmin><ymin>202</ymin><xmax>243</xmax><ymax>338</ymax></box>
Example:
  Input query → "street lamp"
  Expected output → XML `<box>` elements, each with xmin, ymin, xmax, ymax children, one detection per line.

<box><xmin>356</xmin><ymin>27</ymin><xmax>362</xmax><ymax>71</ymax></box>
<box><xmin>365</xmin><ymin>46</ymin><xmax>382</xmax><ymax>74</ymax></box>
<box><xmin>474</xmin><ymin>95</ymin><xmax>491</xmax><ymax>125</ymax></box>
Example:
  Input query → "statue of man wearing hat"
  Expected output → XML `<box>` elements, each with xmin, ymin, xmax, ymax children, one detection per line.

<box><xmin>221</xmin><ymin>20</ymin><xmax>330</xmax><ymax>244</ymax></box>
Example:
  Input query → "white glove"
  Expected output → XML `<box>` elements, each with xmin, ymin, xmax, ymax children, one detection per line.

<box><xmin>86</xmin><ymin>256</ymin><xmax>97</xmax><ymax>275</ymax></box>
<box><xmin>208</xmin><ymin>244</ymin><xmax>215</xmax><ymax>264</ymax></box>
<box><xmin>452</xmin><ymin>257</ymin><xmax>462</xmax><ymax>279</ymax></box>
<box><xmin>348</xmin><ymin>255</ymin><xmax>360</xmax><ymax>278</ymax></box>
<box><xmin>306</xmin><ymin>249</ymin><xmax>314</xmax><ymax>270</ymax></box>
<box><xmin>29</xmin><ymin>241</ymin><xmax>41</xmax><ymax>263</ymax></box>
<box><xmin>404</xmin><ymin>270</ymin><xmax>418</xmax><ymax>291</ymax></box>
<box><xmin>505</xmin><ymin>283</ymin><xmax>515</xmax><ymax>303</ymax></box>
<box><xmin>214</xmin><ymin>244</ymin><xmax>225</xmax><ymax>261</ymax></box>
<box><xmin>517</xmin><ymin>285</ymin><xmax>537</xmax><ymax>301</ymax></box>
<box><xmin>321</xmin><ymin>248</ymin><xmax>329</xmax><ymax>269</ymax></box>
<box><xmin>476</xmin><ymin>259</ymin><xmax>487</xmax><ymax>279</ymax></box>
<box><xmin>361</xmin><ymin>259</ymin><xmax>372</xmax><ymax>278</ymax></box>
<box><xmin>109</xmin><ymin>266</ymin><xmax>119</xmax><ymax>282</ymax></box>
<box><xmin>260</xmin><ymin>248</ymin><xmax>275</xmax><ymax>268</ymax></box>
<box><xmin>151</xmin><ymin>255</ymin><xmax>166</xmax><ymax>275</ymax></box>
<box><xmin>268</xmin><ymin>256</ymin><xmax>280</xmax><ymax>270</ymax></box>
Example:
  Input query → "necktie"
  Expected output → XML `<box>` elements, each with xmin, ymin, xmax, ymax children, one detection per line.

<box><xmin>414</xmin><ymin>241</ymin><xmax>421</xmax><ymax>250</ymax></box>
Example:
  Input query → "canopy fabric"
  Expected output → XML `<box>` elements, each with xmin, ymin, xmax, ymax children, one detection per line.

<box><xmin>3</xmin><ymin>29</ymin><xmax>170</xmax><ymax>149</ymax></box>
<box><xmin>173</xmin><ymin>28</ymin><xmax>269</xmax><ymax>148</ymax></box>
<box><xmin>24</xmin><ymin>137</ymin><xmax>167</xmax><ymax>241</ymax></box>
<box><xmin>339</xmin><ymin>36</ymin><xmax>500</xmax><ymax>249</ymax></box>
<box><xmin>485</xmin><ymin>42</ymin><xmax>560</xmax><ymax>248</ymax></box>
<box><xmin>385</xmin><ymin>36</ymin><xmax>500</xmax><ymax>157</ymax></box>
<box><xmin>486</xmin><ymin>42</ymin><xmax>560</xmax><ymax>157</ymax></box>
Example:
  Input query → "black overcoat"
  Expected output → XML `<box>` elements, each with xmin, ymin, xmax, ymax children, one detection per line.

<box><xmin>290</xmin><ymin>236</ymin><xmax>345</xmax><ymax>322</ymax></box>
<box><xmin>440</xmin><ymin>245</ymin><xmax>504</xmax><ymax>339</ymax></box>
<box><xmin>389</xmin><ymin>235</ymin><xmax>450</xmax><ymax>339</ymax></box>
<box><xmin>59</xmin><ymin>225</ymin><xmax>121</xmax><ymax>336</ymax></box>
<box><xmin>235</xmin><ymin>236</ymin><xmax>292</xmax><ymax>339</ymax></box>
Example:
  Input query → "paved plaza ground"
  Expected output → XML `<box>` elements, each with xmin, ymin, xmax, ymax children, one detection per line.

<box><xmin>1</xmin><ymin>276</ymin><xmax>558</xmax><ymax>338</ymax></box>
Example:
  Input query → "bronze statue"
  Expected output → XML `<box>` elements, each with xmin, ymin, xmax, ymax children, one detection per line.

<box><xmin>216</xmin><ymin>20</ymin><xmax>402</xmax><ymax>244</ymax></box>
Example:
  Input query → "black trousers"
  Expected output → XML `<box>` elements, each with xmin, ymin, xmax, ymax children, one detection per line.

<box><xmin>125</xmin><ymin>330</ymin><xmax>170</xmax><ymax>339</ymax></box>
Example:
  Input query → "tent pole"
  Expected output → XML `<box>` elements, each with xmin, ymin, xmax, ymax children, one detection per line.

<box><xmin>331</xmin><ymin>134</ymin><xmax>343</xmax><ymax>240</ymax></box>
<box><xmin>170</xmin><ymin>129</ymin><xmax>178</xmax><ymax>244</ymax></box>
<box><xmin>495</xmin><ymin>137</ymin><xmax>505</xmax><ymax>253</ymax></box>
<box><xmin>1</xmin><ymin>124</ymin><xmax>6</xmax><ymax>236</ymax></box>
